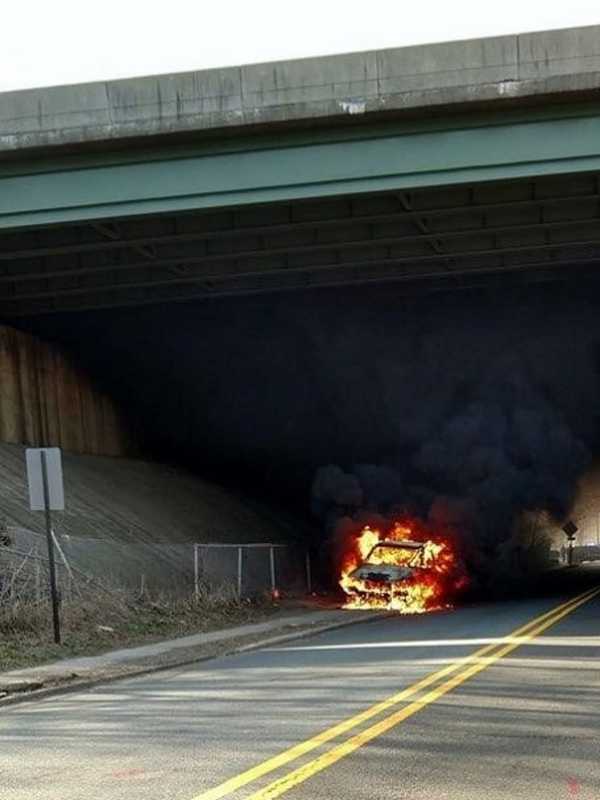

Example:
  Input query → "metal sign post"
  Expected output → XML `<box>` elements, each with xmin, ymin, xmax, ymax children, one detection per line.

<box><xmin>562</xmin><ymin>520</ymin><xmax>578</xmax><ymax>568</ymax></box>
<box><xmin>26</xmin><ymin>447</ymin><xmax>65</xmax><ymax>644</ymax></box>
<box><xmin>41</xmin><ymin>451</ymin><xmax>61</xmax><ymax>644</ymax></box>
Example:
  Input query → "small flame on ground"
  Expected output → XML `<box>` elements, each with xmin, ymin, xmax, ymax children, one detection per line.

<box><xmin>339</xmin><ymin>521</ymin><xmax>463</xmax><ymax>614</ymax></box>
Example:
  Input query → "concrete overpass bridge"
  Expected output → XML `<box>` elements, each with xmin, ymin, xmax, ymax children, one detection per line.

<box><xmin>2</xmin><ymin>25</ymin><xmax>600</xmax><ymax>316</ymax></box>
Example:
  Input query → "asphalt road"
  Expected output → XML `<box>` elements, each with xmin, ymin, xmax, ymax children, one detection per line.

<box><xmin>2</xmin><ymin>566</ymin><xmax>599</xmax><ymax>800</ymax></box>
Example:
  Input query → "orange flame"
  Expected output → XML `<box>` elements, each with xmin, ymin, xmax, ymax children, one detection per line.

<box><xmin>339</xmin><ymin>520</ymin><xmax>463</xmax><ymax>614</ymax></box>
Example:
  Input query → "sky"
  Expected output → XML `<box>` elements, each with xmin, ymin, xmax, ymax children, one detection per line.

<box><xmin>1</xmin><ymin>0</ymin><xmax>599</xmax><ymax>92</ymax></box>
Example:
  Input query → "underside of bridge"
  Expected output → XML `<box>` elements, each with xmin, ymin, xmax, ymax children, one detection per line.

<box><xmin>4</xmin><ymin>26</ymin><xmax>600</xmax><ymax>593</ymax></box>
<box><xmin>1</xmin><ymin>170</ymin><xmax>600</xmax><ymax>316</ymax></box>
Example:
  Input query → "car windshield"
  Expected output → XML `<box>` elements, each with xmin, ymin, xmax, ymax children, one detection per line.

<box><xmin>365</xmin><ymin>543</ymin><xmax>424</xmax><ymax>567</ymax></box>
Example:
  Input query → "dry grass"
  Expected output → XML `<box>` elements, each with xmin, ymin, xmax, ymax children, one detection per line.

<box><xmin>0</xmin><ymin>575</ymin><xmax>275</xmax><ymax>671</ymax></box>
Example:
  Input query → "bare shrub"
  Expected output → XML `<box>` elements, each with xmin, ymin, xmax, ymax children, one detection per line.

<box><xmin>490</xmin><ymin>511</ymin><xmax>552</xmax><ymax>595</ymax></box>
<box><xmin>0</xmin><ymin>559</ymin><xmax>270</xmax><ymax>670</ymax></box>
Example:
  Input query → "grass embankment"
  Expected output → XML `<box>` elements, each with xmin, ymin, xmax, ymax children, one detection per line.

<box><xmin>0</xmin><ymin>584</ymin><xmax>276</xmax><ymax>672</ymax></box>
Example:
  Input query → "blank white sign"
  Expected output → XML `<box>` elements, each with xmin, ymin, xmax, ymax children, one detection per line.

<box><xmin>26</xmin><ymin>448</ymin><xmax>64</xmax><ymax>511</ymax></box>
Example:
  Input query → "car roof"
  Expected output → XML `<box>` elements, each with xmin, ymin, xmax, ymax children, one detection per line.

<box><xmin>371</xmin><ymin>539</ymin><xmax>424</xmax><ymax>550</ymax></box>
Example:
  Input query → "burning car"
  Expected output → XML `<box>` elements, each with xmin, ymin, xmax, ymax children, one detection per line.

<box><xmin>347</xmin><ymin>540</ymin><xmax>426</xmax><ymax>595</ymax></box>
<box><xmin>339</xmin><ymin>522</ymin><xmax>462</xmax><ymax>613</ymax></box>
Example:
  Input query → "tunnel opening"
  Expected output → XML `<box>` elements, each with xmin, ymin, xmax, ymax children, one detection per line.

<box><xmin>4</xmin><ymin>173</ymin><xmax>600</xmax><ymax>602</ymax></box>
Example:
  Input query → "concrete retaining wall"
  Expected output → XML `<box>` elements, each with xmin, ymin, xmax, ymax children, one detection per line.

<box><xmin>0</xmin><ymin>326</ymin><xmax>129</xmax><ymax>456</ymax></box>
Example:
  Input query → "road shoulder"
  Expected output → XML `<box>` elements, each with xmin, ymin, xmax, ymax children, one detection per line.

<box><xmin>0</xmin><ymin>607</ymin><xmax>382</xmax><ymax>707</ymax></box>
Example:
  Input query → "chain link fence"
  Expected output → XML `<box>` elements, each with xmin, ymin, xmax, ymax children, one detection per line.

<box><xmin>0</xmin><ymin>526</ymin><xmax>311</xmax><ymax>601</ymax></box>
<box><xmin>193</xmin><ymin>543</ymin><xmax>312</xmax><ymax>599</ymax></box>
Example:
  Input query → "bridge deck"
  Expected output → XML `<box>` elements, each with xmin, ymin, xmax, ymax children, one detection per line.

<box><xmin>2</xmin><ymin>26</ymin><xmax>600</xmax><ymax>315</ymax></box>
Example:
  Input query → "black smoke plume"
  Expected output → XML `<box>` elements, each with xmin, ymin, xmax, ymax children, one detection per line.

<box><xmin>312</xmin><ymin>349</ymin><xmax>591</xmax><ymax>591</ymax></box>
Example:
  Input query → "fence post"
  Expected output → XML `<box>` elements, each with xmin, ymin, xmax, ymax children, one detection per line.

<box><xmin>193</xmin><ymin>544</ymin><xmax>199</xmax><ymax>600</ymax></box>
<box><xmin>305</xmin><ymin>550</ymin><xmax>312</xmax><ymax>594</ymax></box>
<box><xmin>237</xmin><ymin>546</ymin><xmax>243</xmax><ymax>600</ymax></box>
<box><xmin>35</xmin><ymin>558</ymin><xmax>41</xmax><ymax>601</ymax></box>
<box><xmin>269</xmin><ymin>546</ymin><xmax>276</xmax><ymax>593</ymax></box>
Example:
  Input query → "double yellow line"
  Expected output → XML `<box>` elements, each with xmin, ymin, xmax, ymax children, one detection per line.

<box><xmin>193</xmin><ymin>586</ymin><xmax>600</xmax><ymax>800</ymax></box>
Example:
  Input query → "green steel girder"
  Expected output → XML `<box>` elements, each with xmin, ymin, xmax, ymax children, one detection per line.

<box><xmin>3</xmin><ymin>106</ymin><xmax>600</xmax><ymax>231</ymax></box>
<box><xmin>7</xmin><ymin>233</ymin><xmax>600</xmax><ymax>303</ymax></box>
